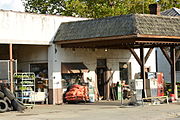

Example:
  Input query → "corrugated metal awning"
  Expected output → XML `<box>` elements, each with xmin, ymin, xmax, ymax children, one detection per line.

<box><xmin>61</xmin><ymin>63</ymin><xmax>88</xmax><ymax>74</ymax></box>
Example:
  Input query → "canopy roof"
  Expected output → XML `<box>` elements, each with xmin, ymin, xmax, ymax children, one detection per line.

<box><xmin>54</xmin><ymin>14</ymin><xmax>180</xmax><ymax>49</ymax></box>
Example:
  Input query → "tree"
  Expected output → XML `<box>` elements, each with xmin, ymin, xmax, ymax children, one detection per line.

<box><xmin>22</xmin><ymin>0</ymin><xmax>66</xmax><ymax>15</ymax></box>
<box><xmin>157</xmin><ymin>0</ymin><xmax>180</xmax><ymax>11</ymax></box>
<box><xmin>63</xmin><ymin>0</ymin><xmax>157</xmax><ymax>18</ymax></box>
<box><xmin>22</xmin><ymin>0</ymin><xmax>180</xmax><ymax>18</ymax></box>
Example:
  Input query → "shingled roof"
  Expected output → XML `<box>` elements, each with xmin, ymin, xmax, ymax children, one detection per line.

<box><xmin>161</xmin><ymin>7</ymin><xmax>180</xmax><ymax>16</ymax></box>
<box><xmin>54</xmin><ymin>14</ymin><xmax>180</xmax><ymax>43</ymax></box>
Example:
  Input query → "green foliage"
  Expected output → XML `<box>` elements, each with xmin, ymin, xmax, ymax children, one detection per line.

<box><xmin>63</xmin><ymin>0</ymin><xmax>157</xmax><ymax>18</ymax></box>
<box><xmin>22</xmin><ymin>0</ymin><xmax>66</xmax><ymax>15</ymax></box>
<box><xmin>22</xmin><ymin>0</ymin><xmax>180</xmax><ymax>18</ymax></box>
<box><xmin>157</xmin><ymin>0</ymin><xmax>180</xmax><ymax>11</ymax></box>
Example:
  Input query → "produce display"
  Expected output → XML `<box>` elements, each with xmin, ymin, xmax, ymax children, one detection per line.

<box><xmin>65</xmin><ymin>84</ymin><xmax>89</xmax><ymax>103</ymax></box>
<box><xmin>14</xmin><ymin>72</ymin><xmax>35</xmax><ymax>104</ymax></box>
<box><xmin>14</xmin><ymin>74</ymin><xmax>35</xmax><ymax>79</ymax></box>
<box><xmin>20</xmin><ymin>81</ymin><xmax>34</xmax><ymax>85</ymax></box>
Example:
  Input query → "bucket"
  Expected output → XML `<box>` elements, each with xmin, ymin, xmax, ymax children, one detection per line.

<box><xmin>170</xmin><ymin>94</ymin><xmax>175</xmax><ymax>102</ymax></box>
<box><xmin>89</xmin><ymin>94</ymin><xmax>95</xmax><ymax>103</ymax></box>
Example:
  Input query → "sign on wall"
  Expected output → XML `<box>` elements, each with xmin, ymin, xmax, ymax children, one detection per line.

<box><xmin>53</xmin><ymin>72</ymin><xmax>61</xmax><ymax>88</ymax></box>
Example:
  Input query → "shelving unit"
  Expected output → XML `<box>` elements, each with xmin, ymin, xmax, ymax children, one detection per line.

<box><xmin>14</xmin><ymin>72</ymin><xmax>35</xmax><ymax>105</ymax></box>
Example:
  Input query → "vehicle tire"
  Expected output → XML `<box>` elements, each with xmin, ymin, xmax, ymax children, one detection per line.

<box><xmin>2</xmin><ymin>88</ymin><xmax>15</xmax><ymax>100</ymax></box>
<box><xmin>0</xmin><ymin>91</ymin><xmax>4</xmax><ymax>98</ymax></box>
<box><xmin>0</xmin><ymin>100</ymin><xmax>8</xmax><ymax>113</ymax></box>
<box><xmin>11</xmin><ymin>99</ymin><xmax>26</xmax><ymax>112</ymax></box>
<box><xmin>3</xmin><ymin>97</ymin><xmax>12</xmax><ymax>111</ymax></box>
<box><xmin>14</xmin><ymin>99</ymin><xmax>26</xmax><ymax>109</ymax></box>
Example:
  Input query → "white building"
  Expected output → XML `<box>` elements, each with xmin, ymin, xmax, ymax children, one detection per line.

<box><xmin>0</xmin><ymin>10</ymin><xmax>87</xmax><ymax>104</ymax></box>
<box><xmin>1</xmin><ymin>9</ymin><xmax>179</xmax><ymax>104</ymax></box>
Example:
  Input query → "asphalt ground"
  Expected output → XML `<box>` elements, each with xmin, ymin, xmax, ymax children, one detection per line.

<box><xmin>0</xmin><ymin>101</ymin><xmax>180</xmax><ymax>120</ymax></box>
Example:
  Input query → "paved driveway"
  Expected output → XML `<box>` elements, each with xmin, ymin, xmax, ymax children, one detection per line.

<box><xmin>0</xmin><ymin>101</ymin><xmax>180</xmax><ymax>120</ymax></box>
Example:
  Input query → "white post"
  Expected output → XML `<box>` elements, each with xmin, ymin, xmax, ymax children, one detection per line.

<box><xmin>48</xmin><ymin>44</ymin><xmax>62</xmax><ymax>104</ymax></box>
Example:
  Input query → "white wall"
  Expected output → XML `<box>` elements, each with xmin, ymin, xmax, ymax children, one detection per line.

<box><xmin>49</xmin><ymin>46</ymin><xmax>156</xmax><ymax>88</ymax></box>
<box><xmin>0</xmin><ymin>10</ymin><xmax>88</xmax><ymax>104</ymax></box>
<box><xmin>0</xmin><ymin>10</ymin><xmax>87</xmax><ymax>45</ymax></box>
<box><xmin>16</xmin><ymin>45</ymin><xmax>48</xmax><ymax>72</ymax></box>
<box><xmin>130</xmin><ymin>48</ymin><xmax>157</xmax><ymax>80</ymax></box>
<box><xmin>144</xmin><ymin>48</ymin><xmax>157</xmax><ymax>72</ymax></box>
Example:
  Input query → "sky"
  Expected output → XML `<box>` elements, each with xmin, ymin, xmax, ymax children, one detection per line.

<box><xmin>0</xmin><ymin>0</ymin><xmax>24</xmax><ymax>12</ymax></box>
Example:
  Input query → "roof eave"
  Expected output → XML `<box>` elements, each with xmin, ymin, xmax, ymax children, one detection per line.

<box><xmin>55</xmin><ymin>34</ymin><xmax>138</xmax><ymax>44</ymax></box>
<box><xmin>137</xmin><ymin>34</ymin><xmax>180</xmax><ymax>39</ymax></box>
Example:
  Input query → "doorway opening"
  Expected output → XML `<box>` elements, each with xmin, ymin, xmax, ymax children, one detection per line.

<box><xmin>96</xmin><ymin>59</ymin><xmax>107</xmax><ymax>99</ymax></box>
<box><xmin>119</xmin><ymin>62</ymin><xmax>131</xmax><ymax>84</ymax></box>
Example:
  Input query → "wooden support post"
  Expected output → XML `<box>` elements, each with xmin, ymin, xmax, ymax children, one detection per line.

<box><xmin>9</xmin><ymin>44</ymin><xmax>14</xmax><ymax>92</ymax></box>
<box><xmin>140</xmin><ymin>47</ymin><xmax>146</xmax><ymax>98</ymax></box>
<box><xmin>160</xmin><ymin>47</ymin><xmax>177</xmax><ymax>94</ymax></box>
<box><xmin>170</xmin><ymin>47</ymin><xmax>176</xmax><ymax>94</ymax></box>
<box><xmin>129</xmin><ymin>47</ymin><xmax>154</xmax><ymax>98</ymax></box>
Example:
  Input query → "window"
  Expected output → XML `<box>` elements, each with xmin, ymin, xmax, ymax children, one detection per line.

<box><xmin>97</xmin><ymin>59</ymin><xmax>106</xmax><ymax>68</ymax></box>
<box><xmin>30</xmin><ymin>63</ymin><xmax>48</xmax><ymax>78</ymax></box>
<box><xmin>119</xmin><ymin>62</ymin><xmax>131</xmax><ymax>84</ymax></box>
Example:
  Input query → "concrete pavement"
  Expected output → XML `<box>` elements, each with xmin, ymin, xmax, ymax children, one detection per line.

<box><xmin>0</xmin><ymin>101</ymin><xmax>180</xmax><ymax>120</ymax></box>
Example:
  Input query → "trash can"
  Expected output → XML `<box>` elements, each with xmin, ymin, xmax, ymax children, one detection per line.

<box><xmin>170</xmin><ymin>94</ymin><xmax>175</xmax><ymax>102</ymax></box>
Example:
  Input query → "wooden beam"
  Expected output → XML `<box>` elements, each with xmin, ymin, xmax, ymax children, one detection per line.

<box><xmin>57</xmin><ymin>34</ymin><xmax>180</xmax><ymax>45</ymax></box>
<box><xmin>145</xmin><ymin>48</ymin><xmax>154</xmax><ymax>63</ymax></box>
<box><xmin>9</xmin><ymin>44</ymin><xmax>14</xmax><ymax>92</ymax></box>
<box><xmin>136</xmin><ymin>40</ymin><xmax>180</xmax><ymax>44</ymax></box>
<box><xmin>140</xmin><ymin>47</ymin><xmax>146</xmax><ymax>98</ymax></box>
<box><xmin>137</xmin><ymin>34</ymin><xmax>180</xmax><ymax>40</ymax></box>
<box><xmin>56</xmin><ymin>35</ymin><xmax>137</xmax><ymax>44</ymax></box>
<box><xmin>160</xmin><ymin>47</ymin><xmax>172</xmax><ymax>65</ymax></box>
<box><xmin>129</xmin><ymin>48</ymin><xmax>142</xmax><ymax>66</ymax></box>
<box><xmin>170</xmin><ymin>47</ymin><xmax>176</xmax><ymax>94</ymax></box>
